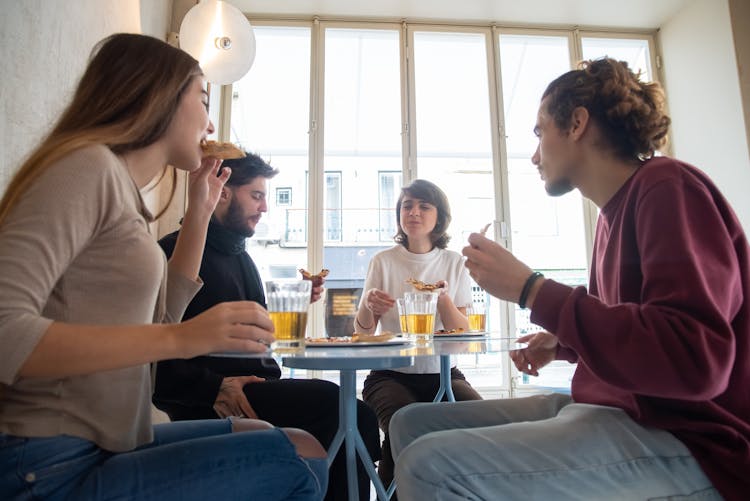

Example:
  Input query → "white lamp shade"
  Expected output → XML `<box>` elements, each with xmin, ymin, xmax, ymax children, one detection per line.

<box><xmin>179</xmin><ymin>0</ymin><xmax>256</xmax><ymax>85</ymax></box>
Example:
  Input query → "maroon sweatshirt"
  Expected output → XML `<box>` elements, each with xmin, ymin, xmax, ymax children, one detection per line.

<box><xmin>531</xmin><ymin>156</ymin><xmax>750</xmax><ymax>499</ymax></box>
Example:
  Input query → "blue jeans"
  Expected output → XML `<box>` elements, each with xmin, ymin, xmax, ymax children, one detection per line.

<box><xmin>390</xmin><ymin>394</ymin><xmax>722</xmax><ymax>500</ymax></box>
<box><xmin>0</xmin><ymin>419</ymin><xmax>327</xmax><ymax>500</ymax></box>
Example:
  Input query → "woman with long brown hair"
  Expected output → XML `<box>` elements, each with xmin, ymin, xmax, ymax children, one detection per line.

<box><xmin>0</xmin><ymin>33</ymin><xmax>326</xmax><ymax>500</ymax></box>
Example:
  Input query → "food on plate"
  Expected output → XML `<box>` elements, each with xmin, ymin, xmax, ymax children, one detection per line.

<box><xmin>299</xmin><ymin>268</ymin><xmax>330</xmax><ymax>286</ymax></box>
<box><xmin>405</xmin><ymin>277</ymin><xmax>444</xmax><ymax>292</ymax></box>
<box><xmin>351</xmin><ymin>332</ymin><xmax>395</xmax><ymax>343</ymax></box>
<box><xmin>200</xmin><ymin>140</ymin><xmax>246</xmax><ymax>159</ymax></box>
<box><xmin>434</xmin><ymin>328</ymin><xmax>466</xmax><ymax>335</ymax></box>
<box><xmin>305</xmin><ymin>331</ymin><xmax>396</xmax><ymax>344</ymax></box>
<box><xmin>305</xmin><ymin>337</ymin><xmax>350</xmax><ymax>344</ymax></box>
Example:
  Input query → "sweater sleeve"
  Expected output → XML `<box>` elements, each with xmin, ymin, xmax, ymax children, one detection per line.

<box><xmin>0</xmin><ymin>147</ymin><xmax>123</xmax><ymax>384</ymax></box>
<box><xmin>531</xmin><ymin>174</ymin><xmax>741</xmax><ymax>401</ymax></box>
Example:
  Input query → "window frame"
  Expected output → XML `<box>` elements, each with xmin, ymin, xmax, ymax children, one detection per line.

<box><xmin>213</xmin><ymin>16</ymin><xmax>657</xmax><ymax>397</ymax></box>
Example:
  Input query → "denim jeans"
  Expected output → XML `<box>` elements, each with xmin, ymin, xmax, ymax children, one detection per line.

<box><xmin>390</xmin><ymin>394</ymin><xmax>722</xmax><ymax>500</ymax></box>
<box><xmin>0</xmin><ymin>419</ymin><xmax>327</xmax><ymax>500</ymax></box>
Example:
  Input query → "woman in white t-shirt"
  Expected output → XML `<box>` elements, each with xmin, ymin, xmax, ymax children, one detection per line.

<box><xmin>354</xmin><ymin>179</ymin><xmax>482</xmax><ymax>489</ymax></box>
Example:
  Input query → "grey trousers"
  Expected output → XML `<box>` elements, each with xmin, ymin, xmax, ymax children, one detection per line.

<box><xmin>390</xmin><ymin>394</ymin><xmax>721</xmax><ymax>501</ymax></box>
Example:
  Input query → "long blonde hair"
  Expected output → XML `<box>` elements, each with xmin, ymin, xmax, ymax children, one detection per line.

<box><xmin>0</xmin><ymin>33</ymin><xmax>202</xmax><ymax>225</ymax></box>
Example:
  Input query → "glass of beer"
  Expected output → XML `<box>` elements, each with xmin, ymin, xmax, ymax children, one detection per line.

<box><xmin>466</xmin><ymin>302</ymin><xmax>487</xmax><ymax>332</ymax></box>
<box><xmin>265</xmin><ymin>279</ymin><xmax>312</xmax><ymax>352</ymax></box>
<box><xmin>403</xmin><ymin>291</ymin><xmax>438</xmax><ymax>342</ymax></box>
<box><xmin>396</xmin><ymin>298</ymin><xmax>408</xmax><ymax>334</ymax></box>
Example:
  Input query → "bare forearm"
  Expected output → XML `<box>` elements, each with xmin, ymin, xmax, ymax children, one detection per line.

<box><xmin>355</xmin><ymin>304</ymin><xmax>378</xmax><ymax>333</ymax></box>
<box><xmin>437</xmin><ymin>297</ymin><xmax>469</xmax><ymax>330</ymax></box>
<box><xmin>18</xmin><ymin>322</ymin><xmax>181</xmax><ymax>379</ymax></box>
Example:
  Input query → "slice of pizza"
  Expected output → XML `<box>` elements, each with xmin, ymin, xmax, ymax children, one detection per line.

<box><xmin>434</xmin><ymin>328</ymin><xmax>466</xmax><ymax>335</ymax></box>
<box><xmin>405</xmin><ymin>277</ymin><xmax>444</xmax><ymax>292</ymax></box>
<box><xmin>299</xmin><ymin>268</ymin><xmax>330</xmax><ymax>286</ymax></box>
<box><xmin>200</xmin><ymin>140</ymin><xmax>246</xmax><ymax>160</ymax></box>
<box><xmin>351</xmin><ymin>331</ymin><xmax>395</xmax><ymax>343</ymax></box>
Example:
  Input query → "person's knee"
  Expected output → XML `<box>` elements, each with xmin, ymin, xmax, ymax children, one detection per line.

<box><xmin>312</xmin><ymin>378</ymin><xmax>340</xmax><ymax>402</ymax></box>
<box><xmin>394</xmin><ymin>436</ymin><xmax>435</xmax><ymax>483</ymax></box>
<box><xmin>356</xmin><ymin>400</ymin><xmax>381</xmax><ymax>451</ymax></box>
<box><xmin>282</xmin><ymin>427</ymin><xmax>327</xmax><ymax>459</ymax></box>
<box><xmin>388</xmin><ymin>404</ymin><xmax>413</xmax><ymax>449</ymax></box>
<box><xmin>230</xmin><ymin>417</ymin><xmax>274</xmax><ymax>433</ymax></box>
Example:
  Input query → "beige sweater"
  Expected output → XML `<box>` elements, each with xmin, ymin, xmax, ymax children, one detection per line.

<box><xmin>0</xmin><ymin>145</ymin><xmax>201</xmax><ymax>452</ymax></box>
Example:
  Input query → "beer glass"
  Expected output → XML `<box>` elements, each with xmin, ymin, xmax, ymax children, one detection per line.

<box><xmin>265</xmin><ymin>279</ymin><xmax>311</xmax><ymax>352</ymax></box>
<box><xmin>396</xmin><ymin>298</ymin><xmax>408</xmax><ymax>334</ymax></box>
<box><xmin>466</xmin><ymin>302</ymin><xmax>487</xmax><ymax>332</ymax></box>
<box><xmin>403</xmin><ymin>291</ymin><xmax>438</xmax><ymax>341</ymax></box>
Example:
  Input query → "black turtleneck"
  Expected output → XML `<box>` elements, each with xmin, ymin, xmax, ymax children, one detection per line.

<box><xmin>175</xmin><ymin>219</ymin><xmax>266</xmax><ymax>318</ymax></box>
<box><xmin>152</xmin><ymin>220</ymin><xmax>281</xmax><ymax>414</ymax></box>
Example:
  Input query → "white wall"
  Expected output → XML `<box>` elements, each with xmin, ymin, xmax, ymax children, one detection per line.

<box><xmin>0</xmin><ymin>1</ymin><xmax>173</xmax><ymax>424</ymax></box>
<box><xmin>660</xmin><ymin>0</ymin><xmax>750</xmax><ymax>232</ymax></box>
<box><xmin>0</xmin><ymin>0</ymin><xmax>173</xmax><ymax>193</ymax></box>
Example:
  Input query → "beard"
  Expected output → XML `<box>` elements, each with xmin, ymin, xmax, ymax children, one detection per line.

<box><xmin>222</xmin><ymin>198</ymin><xmax>255</xmax><ymax>238</ymax></box>
<box><xmin>545</xmin><ymin>176</ymin><xmax>574</xmax><ymax>197</ymax></box>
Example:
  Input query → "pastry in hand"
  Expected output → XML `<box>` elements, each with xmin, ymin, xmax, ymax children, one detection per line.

<box><xmin>200</xmin><ymin>140</ymin><xmax>246</xmax><ymax>159</ymax></box>
<box><xmin>299</xmin><ymin>268</ymin><xmax>330</xmax><ymax>287</ymax></box>
<box><xmin>405</xmin><ymin>277</ymin><xmax>444</xmax><ymax>292</ymax></box>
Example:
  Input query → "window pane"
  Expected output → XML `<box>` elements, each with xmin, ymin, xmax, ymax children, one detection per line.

<box><xmin>323</xmin><ymin>28</ymin><xmax>402</xmax><ymax>336</ymax></box>
<box><xmin>379</xmin><ymin>171</ymin><xmax>402</xmax><ymax>240</ymax></box>
<box><xmin>499</xmin><ymin>33</ymin><xmax>586</xmax><ymax>393</ymax></box>
<box><xmin>325</xmin><ymin>173</ymin><xmax>342</xmax><ymax>241</ymax></box>
<box><xmin>414</xmin><ymin>31</ymin><xmax>494</xmax><ymax>253</ymax></box>
<box><xmin>230</xmin><ymin>25</ymin><xmax>311</xmax><ymax>285</ymax></box>
<box><xmin>582</xmin><ymin>37</ymin><xmax>652</xmax><ymax>80</ymax></box>
<box><xmin>413</xmin><ymin>30</ymin><xmax>503</xmax><ymax>393</ymax></box>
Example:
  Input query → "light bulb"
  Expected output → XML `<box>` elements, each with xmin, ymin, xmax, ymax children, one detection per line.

<box><xmin>179</xmin><ymin>0</ymin><xmax>256</xmax><ymax>85</ymax></box>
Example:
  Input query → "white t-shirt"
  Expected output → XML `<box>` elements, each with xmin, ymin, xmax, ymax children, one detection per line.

<box><xmin>360</xmin><ymin>244</ymin><xmax>473</xmax><ymax>373</ymax></box>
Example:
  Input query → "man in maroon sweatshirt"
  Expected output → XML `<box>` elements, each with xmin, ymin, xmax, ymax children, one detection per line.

<box><xmin>389</xmin><ymin>58</ymin><xmax>749</xmax><ymax>501</ymax></box>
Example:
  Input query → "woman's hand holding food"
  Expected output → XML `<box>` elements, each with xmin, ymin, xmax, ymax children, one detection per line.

<box><xmin>187</xmin><ymin>156</ymin><xmax>230</xmax><ymax>219</ymax></box>
<box><xmin>364</xmin><ymin>288</ymin><xmax>396</xmax><ymax>316</ymax></box>
<box><xmin>434</xmin><ymin>280</ymin><xmax>449</xmax><ymax>297</ymax></box>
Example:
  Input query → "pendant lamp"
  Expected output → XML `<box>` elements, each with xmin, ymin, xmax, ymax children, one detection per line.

<box><xmin>179</xmin><ymin>0</ymin><xmax>256</xmax><ymax>85</ymax></box>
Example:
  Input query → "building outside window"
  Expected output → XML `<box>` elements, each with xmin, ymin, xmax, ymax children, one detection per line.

<box><xmin>276</xmin><ymin>187</ymin><xmax>291</xmax><ymax>206</ymax></box>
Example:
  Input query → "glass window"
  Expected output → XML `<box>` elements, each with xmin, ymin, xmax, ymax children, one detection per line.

<box><xmin>325</xmin><ymin>172</ymin><xmax>342</xmax><ymax>241</ymax></box>
<box><xmin>499</xmin><ymin>33</ymin><xmax>587</xmax><ymax>393</ymax></box>
<box><xmin>412</xmin><ymin>30</ymin><xmax>504</xmax><ymax>393</ymax></box>
<box><xmin>379</xmin><ymin>171</ymin><xmax>402</xmax><ymax>241</ymax></box>
<box><xmin>582</xmin><ymin>36</ymin><xmax>652</xmax><ymax>80</ymax></box>
<box><xmin>322</xmin><ymin>27</ymin><xmax>403</xmax><ymax>336</ymax></box>
<box><xmin>230</xmin><ymin>25</ymin><xmax>311</xmax><ymax>284</ymax></box>
<box><xmin>227</xmin><ymin>21</ymin><xmax>655</xmax><ymax>396</ymax></box>
<box><xmin>276</xmin><ymin>187</ymin><xmax>292</xmax><ymax>206</ymax></box>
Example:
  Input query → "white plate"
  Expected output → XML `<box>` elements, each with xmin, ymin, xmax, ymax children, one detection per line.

<box><xmin>305</xmin><ymin>338</ymin><xmax>412</xmax><ymax>348</ymax></box>
<box><xmin>432</xmin><ymin>332</ymin><xmax>490</xmax><ymax>340</ymax></box>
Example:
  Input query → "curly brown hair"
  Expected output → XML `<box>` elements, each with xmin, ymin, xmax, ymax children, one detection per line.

<box><xmin>542</xmin><ymin>58</ymin><xmax>670</xmax><ymax>161</ymax></box>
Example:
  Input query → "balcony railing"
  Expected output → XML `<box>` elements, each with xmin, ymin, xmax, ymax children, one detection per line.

<box><xmin>282</xmin><ymin>208</ymin><xmax>398</xmax><ymax>245</ymax></box>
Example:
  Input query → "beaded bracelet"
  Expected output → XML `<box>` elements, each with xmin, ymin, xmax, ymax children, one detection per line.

<box><xmin>518</xmin><ymin>271</ymin><xmax>544</xmax><ymax>309</ymax></box>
